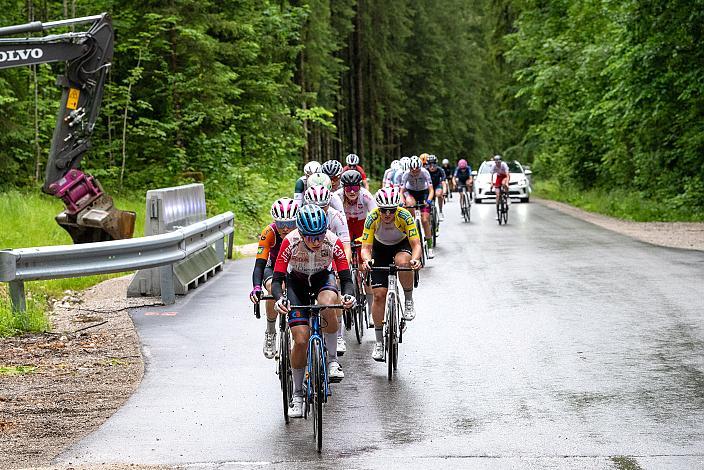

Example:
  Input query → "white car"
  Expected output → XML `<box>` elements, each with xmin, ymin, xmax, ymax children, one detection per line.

<box><xmin>472</xmin><ymin>160</ymin><xmax>532</xmax><ymax>203</ymax></box>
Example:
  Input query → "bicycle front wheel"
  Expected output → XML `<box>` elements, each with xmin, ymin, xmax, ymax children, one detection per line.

<box><xmin>279</xmin><ymin>325</ymin><xmax>291</xmax><ymax>423</ymax></box>
<box><xmin>311</xmin><ymin>338</ymin><xmax>324</xmax><ymax>452</ymax></box>
<box><xmin>385</xmin><ymin>292</ymin><xmax>396</xmax><ymax>381</ymax></box>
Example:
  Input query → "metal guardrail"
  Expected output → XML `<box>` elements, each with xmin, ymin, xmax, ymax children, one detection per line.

<box><xmin>0</xmin><ymin>212</ymin><xmax>234</xmax><ymax>313</ymax></box>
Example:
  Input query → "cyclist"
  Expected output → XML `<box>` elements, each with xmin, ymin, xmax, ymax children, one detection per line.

<box><xmin>427</xmin><ymin>155</ymin><xmax>447</xmax><ymax>220</ymax></box>
<box><xmin>382</xmin><ymin>160</ymin><xmax>400</xmax><ymax>188</ymax></box>
<box><xmin>453</xmin><ymin>159</ymin><xmax>473</xmax><ymax>199</ymax></box>
<box><xmin>490</xmin><ymin>154</ymin><xmax>510</xmax><ymax>213</ymax></box>
<box><xmin>249</xmin><ymin>197</ymin><xmax>299</xmax><ymax>359</ymax></box>
<box><xmin>342</xmin><ymin>153</ymin><xmax>370</xmax><ymax>190</ymax></box>
<box><xmin>393</xmin><ymin>157</ymin><xmax>411</xmax><ymax>187</ymax></box>
<box><xmin>359</xmin><ymin>187</ymin><xmax>422</xmax><ymax>362</ymax></box>
<box><xmin>321</xmin><ymin>159</ymin><xmax>344</xmax><ymax>192</ymax></box>
<box><xmin>272</xmin><ymin>205</ymin><xmax>356</xmax><ymax>418</ymax></box>
<box><xmin>304</xmin><ymin>185</ymin><xmax>352</xmax><ymax>356</ymax></box>
<box><xmin>336</xmin><ymin>169</ymin><xmax>376</xmax><ymax>313</ymax></box>
<box><xmin>307</xmin><ymin>171</ymin><xmax>344</xmax><ymax>213</ymax></box>
<box><xmin>294</xmin><ymin>161</ymin><xmax>321</xmax><ymax>204</ymax></box>
<box><xmin>399</xmin><ymin>155</ymin><xmax>435</xmax><ymax>258</ymax></box>
<box><xmin>441</xmin><ymin>158</ymin><xmax>455</xmax><ymax>193</ymax></box>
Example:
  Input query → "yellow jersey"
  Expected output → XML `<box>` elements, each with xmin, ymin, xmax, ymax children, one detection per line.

<box><xmin>361</xmin><ymin>207</ymin><xmax>419</xmax><ymax>245</ymax></box>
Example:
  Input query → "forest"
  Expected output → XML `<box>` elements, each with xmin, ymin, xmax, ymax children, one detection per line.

<box><xmin>0</xmin><ymin>0</ymin><xmax>702</xmax><ymax>220</ymax></box>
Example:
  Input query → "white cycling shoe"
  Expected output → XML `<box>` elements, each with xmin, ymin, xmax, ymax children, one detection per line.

<box><xmin>403</xmin><ymin>299</ymin><xmax>416</xmax><ymax>321</ymax></box>
<box><xmin>263</xmin><ymin>332</ymin><xmax>276</xmax><ymax>359</ymax></box>
<box><xmin>289</xmin><ymin>395</ymin><xmax>304</xmax><ymax>418</ymax></box>
<box><xmin>428</xmin><ymin>247</ymin><xmax>435</xmax><ymax>259</ymax></box>
<box><xmin>372</xmin><ymin>342</ymin><xmax>384</xmax><ymax>362</ymax></box>
<box><xmin>328</xmin><ymin>361</ymin><xmax>344</xmax><ymax>382</ymax></box>
<box><xmin>439</xmin><ymin>212</ymin><xmax>445</xmax><ymax>221</ymax></box>
<box><xmin>336</xmin><ymin>336</ymin><xmax>346</xmax><ymax>356</ymax></box>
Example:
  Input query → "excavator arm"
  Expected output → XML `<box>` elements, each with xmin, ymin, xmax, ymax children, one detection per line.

<box><xmin>0</xmin><ymin>14</ymin><xmax>135</xmax><ymax>243</ymax></box>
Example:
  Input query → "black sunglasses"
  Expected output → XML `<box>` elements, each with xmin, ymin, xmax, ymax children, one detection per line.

<box><xmin>380</xmin><ymin>207</ymin><xmax>396</xmax><ymax>215</ymax></box>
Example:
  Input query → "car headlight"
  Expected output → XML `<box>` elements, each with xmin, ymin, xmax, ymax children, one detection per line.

<box><xmin>517</xmin><ymin>179</ymin><xmax>527</xmax><ymax>188</ymax></box>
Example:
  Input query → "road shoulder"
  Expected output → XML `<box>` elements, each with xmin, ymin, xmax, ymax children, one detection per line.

<box><xmin>535</xmin><ymin>197</ymin><xmax>704</xmax><ymax>251</ymax></box>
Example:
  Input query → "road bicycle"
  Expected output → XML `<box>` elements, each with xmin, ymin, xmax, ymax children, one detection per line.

<box><xmin>287</xmin><ymin>296</ymin><xmax>346</xmax><ymax>452</ymax></box>
<box><xmin>254</xmin><ymin>294</ymin><xmax>292</xmax><ymax>423</ymax></box>
<box><xmin>429</xmin><ymin>200</ymin><xmax>440</xmax><ymax>249</ymax></box>
<box><xmin>350</xmin><ymin>241</ymin><xmax>370</xmax><ymax>344</ymax></box>
<box><xmin>408</xmin><ymin>202</ymin><xmax>429</xmax><ymax>265</ymax></box>
<box><xmin>496</xmin><ymin>185</ymin><xmax>509</xmax><ymax>225</ymax></box>
<box><xmin>369</xmin><ymin>262</ymin><xmax>417</xmax><ymax>381</ymax></box>
<box><xmin>459</xmin><ymin>185</ymin><xmax>471</xmax><ymax>223</ymax></box>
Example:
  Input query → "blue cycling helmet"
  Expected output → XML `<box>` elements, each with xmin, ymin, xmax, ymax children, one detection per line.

<box><xmin>296</xmin><ymin>204</ymin><xmax>328</xmax><ymax>236</ymax></box>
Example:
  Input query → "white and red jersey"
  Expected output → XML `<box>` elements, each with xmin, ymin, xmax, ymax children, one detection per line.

<box><xmin>326</xmin><ymin>206</ymin><xmax>350</xmax><ymax>244</ymax></box>
<box><xmin>329</xmin><ymin>192</ymin><xmax>344</xmax><ymax>213</ymax></box>
<box><xmin>335</xmin><ymin>187</ymin><xmax>376</xmax><ymax>240</ymax></box>
<box><xmin>274</xmin><ymin>230</ymin><xmax>350</xmax><ymax>276</ymax></box>
<box><xmin>490</xmin><ymin>161</ymin><xmax>510</xmax><ymax>186</ymax></box>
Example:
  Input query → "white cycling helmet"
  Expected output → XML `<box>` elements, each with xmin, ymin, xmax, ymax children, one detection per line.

<box><xmin>442</xmin><ymin>158</ymin><xmax>450</xmax><ymax>165</ymax></box>
<box><xmin>409</xmin><ymin>155</ymin><xmax>422</xmax><ymax>170</ymax></box>
<box><xmin>390</xmin><ymin>160</ymin><xmax>400</xmax><ymax>171</ymax></box>
<box><xmin>399</xmin><ymin>156</ymin><xmax>411</xmax><ymax>171</ymax></box>
<box><xmin>270</xmin><ymin>197</ymin><xmax>299</xmax><ymax>222</ymax></box>
<box><xmin>346</xmin><ymin>153</ymin><xmax>360</xmax><ymax>166</ymax></box>
<box><xmin>493</xmin><ymin>154</ymin><xmax>503</xmax><ymax>161</ymax></box>
<box><xmin>304</xmin><ymin>161</ymin><xmax>321</xmax><ymax>176</ymax></box>
<box><xmin>375</xmin><ymin>187</ymin><xmax>400</xmax><ymax>209</ymax></box>
<box><xmin>306</xmin><ymin>172</ymin><xmax>332</xmax><ymax>190</ymax></box>
<box><xmin>304</xmin><ymin>186</ymin><xmax>332</xmax><ymax>207</ymax></box>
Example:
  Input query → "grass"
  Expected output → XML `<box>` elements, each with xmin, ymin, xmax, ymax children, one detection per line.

<box><xmin>0</xmin><ymin>189</ymin><xmax>146</xmax><ymax>337</ymax></box>
<box><xmin>532</xmin><ymin>179</ymin><xmax>704</xmax><ymax>222</ymax></box>
<box><xmin>0</xmin><ymin>365</ymin><xmax>37</xmax><ymax>375</ymax></box>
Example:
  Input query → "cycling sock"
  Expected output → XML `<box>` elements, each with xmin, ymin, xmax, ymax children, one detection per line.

<box><xmin>404</xmin><ymin>289</ymin><xmax>413</xmax><ymax>301</ymax></box>
<box><xmin>366</xmin><ymin>294</ymin><xmax>374</xmax><ymax>309</ymax></box>
<box><xmin>292</xmin><ymin>368</ymin><xmax>304</xmax><ymax>396</ymax></box>
<box><xmin>325</xmin><ymin>333</ymin><xmax>338</xmax><ymax>363</ymax></box>
<box><xmin>266</xmin><ymin>318</ymin><xmax>276</xmax><ymax>334</ymax></box>
<box><xmin>375</xmin><ymin>327</ymin><xmax>384</xmax><ymax>343</ymax></box>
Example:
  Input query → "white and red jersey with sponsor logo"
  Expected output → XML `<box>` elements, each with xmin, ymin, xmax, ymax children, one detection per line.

<box><xmin>335</xmin><ymin>187</ymin><xmax>376</xmax><ymax>240</ymax></box>
<box><xmin>326</xmin><ymin>206</ymin><xmax>350</xmax><ymax>244</ymax></box>
<box><xmin>274</xmin><ymin>229</ymin><xmax>350</xmax><ymax>277</ymax></box>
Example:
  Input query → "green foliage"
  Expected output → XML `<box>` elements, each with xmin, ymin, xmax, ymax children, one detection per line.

<box><xmin>0</xmin><ymin>365</ymin><xmax>38</xmax><ymax>375</ymax></box>
<box><xmin>506</xmin><ymin>0</ymin><xmax>704</xmax><ymax>212</ymax></box>
<box><xmin>0</xmin><ymin>293</ymin><xmax>49</xmax><ymax>337</ymax></box>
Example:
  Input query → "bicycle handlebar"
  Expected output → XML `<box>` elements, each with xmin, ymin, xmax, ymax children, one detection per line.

<box><xmin>287</xmin><ymin>304</ymin><xmax>347</xmax><ymax>311</ymax></box>
<box><xmin>368</xmin><ymin>266</ymin><xmax>415</xmax><ymax>272</ymax></box>
<box><xmin>253</xmin><ymin>294</ymin><xmax>274</xmax><ymax>319</ymax></box>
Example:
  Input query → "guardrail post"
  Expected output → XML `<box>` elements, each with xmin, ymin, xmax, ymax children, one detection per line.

<box><xmin>227</xmin><ymin>231</ymin><xmax>234</xmax><ymax>260</ymax></box>
<box><xmin>159</xmin><ymin>265</ymin><xmax>175</xmax><ymax>305</ymax></box>
<box><xmin>215</xmin><ymin>236</ymin><xmax>225</xmax><ymax>263</ymax></box>
<box><xmin>9</xmin><ymin>280</ymin><xmax>26</xmax><ymax>313</ymax></box>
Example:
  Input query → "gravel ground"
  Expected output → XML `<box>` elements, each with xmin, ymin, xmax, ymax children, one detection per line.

<box><xmin>0</xmin><ymin>276</ymin><xmax>163</xmax><ymax>470</ymax></box>
<box><xmin>535</xmin><ymin>198</ymin><xmax>704</xmax><ymax>251</ymax></box>
<box><xmin>1</xmin><ymin>208</ymin><xmax>700</xmax><ymax>470</ymax></box>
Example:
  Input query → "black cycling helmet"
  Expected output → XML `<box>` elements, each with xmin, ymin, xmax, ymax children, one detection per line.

<box><xmin>428</xmin><ymin>155</ymin><xmax>438</xmax><ymax>164</ymax></box>
<box><xmin>340</xmin><ymin>169</ymin><xmax>363</xmax><ymax>187</ymax></box>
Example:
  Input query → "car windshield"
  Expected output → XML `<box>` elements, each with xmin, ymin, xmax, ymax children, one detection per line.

<box><xmin>478</xmin><ymin>161</ymin><xmax>523</xmax><ymax>174</ymax></box>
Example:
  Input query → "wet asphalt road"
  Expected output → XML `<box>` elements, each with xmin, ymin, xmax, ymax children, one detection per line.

<box><xmin>57</xmin><ymin>199</ymin><xmax>704</xmax><ymax>469</ymax></box>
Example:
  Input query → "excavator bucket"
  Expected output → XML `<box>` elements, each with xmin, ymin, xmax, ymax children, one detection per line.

<box><xmin>50</xmin><ymin>169</ymin><xmax>136</xmax><ymax>243</ymax></box>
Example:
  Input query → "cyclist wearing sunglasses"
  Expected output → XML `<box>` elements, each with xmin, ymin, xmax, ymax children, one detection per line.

<box><xmin>249</xmin><ymin>197</ymin><xmax>300</xmax><ymax>359</ymax></box>
<box><xmin>427</xmin><ymin>155</ymin><xmax>447</xmax><ymax>220</ymax></box>
<box><xmin>342</xmin><ymin>153</ymin><xmax>370</xmax><ymax>190</ymax></box>
<box><xmin>271</xmin><ymin>205</ymin><xmax>356</xmax><ymax>417</ymax></box>
<box><xmin>400</xmin><ymin>155</ymin><xmax>435</xmax><ymax>258</ymax></box>
<box><xmin>359</xmin><ymin>188</ymin><xmax>422</xmax><ymax>362</ymax></box>
<box><xmin>306</xmin><ymin>172</ymin><xmax>345</xmax><ymax>214</ymax></box>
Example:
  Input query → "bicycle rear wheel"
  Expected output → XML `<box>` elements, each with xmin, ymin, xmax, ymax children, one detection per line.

<box><xmin>311</xmin><ymin>339</ymin><xmax>324</xmax><ymax>452</ymax></box>
<box><xmin>431</xmin><ymin>205</ymin><xmax>438</xmax><ymax>247</ymax></box>
<box><xmin>415</xmin><ymin>219</ymin><xmax>426</xmax><ymax>266</ymax></box>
